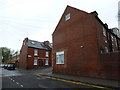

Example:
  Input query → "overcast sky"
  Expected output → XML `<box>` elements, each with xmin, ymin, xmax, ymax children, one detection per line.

<box><xmin>0</xmin><ymin>0</ymin><xmax>120</xmax><ymax>51</ymax></box>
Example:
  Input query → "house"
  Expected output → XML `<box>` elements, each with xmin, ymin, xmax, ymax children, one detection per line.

<box><xmin>52</xmin><ymin>5</ymin><xmax>120</xmax><ymax>80</ymax></box>
<box><xmin>7</xmin><ymin>55</ymin><xmax>20</xmax><ymax>67</ymax></box>
<box><xmin>111</xmin><ymin>28</ymin><xmax>120</xmax><ymax>38</ymax></box>
<box><xmin>19</xmin><ymin>38</ymin><xmax>52</xmax><ymax>69</ymax></box>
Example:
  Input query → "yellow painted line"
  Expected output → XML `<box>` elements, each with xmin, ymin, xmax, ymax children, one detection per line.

<box><xmin>35</xmin><ymin>73</ymin><xmax>113</xmax><ymax>89</ymax></box>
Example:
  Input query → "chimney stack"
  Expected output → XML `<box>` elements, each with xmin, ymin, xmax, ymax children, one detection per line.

<box><xmin>44</xmin><ymin>41</ymin><xmax>49</xmax><ymax>46</ymax></box>
<box><xmin>104</xmin><ymin>23</ymin><xmax>108</xmax><ymax>28</ymax></box>
<box><xmin>91</xmin><ymin>11</ymin><xmax>98</xmax><ymax>17</ymax></box>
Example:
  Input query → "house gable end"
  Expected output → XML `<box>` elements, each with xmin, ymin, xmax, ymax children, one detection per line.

<box><xmin>52</xmin><ymin>5</ymin><xmax>89</xmax><ymax>36</ymax></box>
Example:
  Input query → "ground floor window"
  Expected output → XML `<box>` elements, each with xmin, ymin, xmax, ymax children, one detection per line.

<box><xmin>45</xmin><ymin>59</ymin><xmax>49</xmax><ymax>65</ymax></box>
<box><xmin>34</xmin><ymin>59</ymin><xmax>37</xmax><ymax>65</ymax></box>
<box><xmin>56</xmin><ymin>51</ymin><xmax>64</xmax><ymax>64</ymax></box>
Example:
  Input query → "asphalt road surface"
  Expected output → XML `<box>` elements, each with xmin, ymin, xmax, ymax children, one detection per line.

<box><xmin>2</xmin><ymin>67</ymin><xmax>96</xmax><ymax>89</ymax></box>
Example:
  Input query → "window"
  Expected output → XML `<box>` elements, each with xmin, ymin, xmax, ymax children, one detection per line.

<box><xmin>100</xmin><ymin>48</ymin><xmax>104</xmax><ymax>53</ymax></box>
<box><xmin>65</xmin><ymin>13</ymin><xmax>70</xmax><ymax>21</ymax></box>
<box><xmin>105</xmin><ymin>47</ymin><xmax>108</xmax><ymax>53</ymax></box>
<box><xmin>46</xmin><ymin>51</ymin><xmax>49</xmax><ymax>57</ymax></box>
<box><xmin>114</xmin><ymin>38</ymin><xmax>118</xmax><ymax>47</ymax></box>
<box><xmin>45</xmin><ymin>59</ymin><xmax>49</xmax><ymax>65</ymax></box>
<box><xmin>31</xmin><ymin>41</ymin><xmax>35</xmax><ymax>44</ymax></box>
<box><xmin>113</xmin><ymin>49</ymin><xmax>115</xmax><ymax>52</ymax></box>
<box><xmin>34</xmin><ymin>59</ymin><xmax>37</xmax><ymax>65</ymax></box>
<box><xmin>111</xmin><ymin>35</ymin><xmax>114</xmax><ymax>41</ymax></box>
<box><xmin>34</xmin><ymin>49</ymin><xmax>38</xmax><ymax>56</ymax></box>
<box><xmin>105</xmin><ymin>40</ymin><xmax>107</xmax><ymax>43</ymax></box>
<box><xmin>100</xmin><ymin>50</ymin><xmax>103</xmax><ymax>54</ymax></box>
<box><xmin>56</xmin><ymin>51</ymin><xmax>64</xmax><ymax>64</ymax></box>
<box><xmin>103</xmin><ymin>27</ymin><xmax>106</xmax><ymax>36</ymax></box>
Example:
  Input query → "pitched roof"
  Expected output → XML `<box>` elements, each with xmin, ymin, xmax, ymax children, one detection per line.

<box><xmin>27</xmin><ymin>39</ymin><xmax>52</xmax><ymax>50</ymax></box>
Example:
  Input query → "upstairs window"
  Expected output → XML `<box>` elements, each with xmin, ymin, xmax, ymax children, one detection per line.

<box><xmin>111</xmin><ymin>35</ymin><xmax>114</xmax><ymax>41</ymax></box>
<box><xmin>31</xmin><ymin>41</ymin><xmax>35</xmax><ymax>44</ymax></box>
<box><xmin>34</xmin><ymin>49</ymin><xmax>38</xmax><ymax>56</ymax></box>
<box><xmin>56</xmin><ymin>51</ymin><xmax>64</xmax><ymax>64</ymax></box>
<box><xmin>46</xmin><ymin>51</ymin><xmax>49</xmax><ymax>57</ymax></box>
<box><xmin>105</xmin><ymin>40</ymin><xmax>107</xmax><ymax>43</ymax></box>
<box><xmin>114</xmin><ymin>38</ymin><xmax>118</xmax><ymax>47</ymax></box>
<box><xmin>103</xmin><ymin>27</ymin><xmax>106</xmax><ymax>37</ymax></box>
<box><xmin>65</xmin><ymin>13</ymin><xmax>70</xmax><ymax>21</ymax></box>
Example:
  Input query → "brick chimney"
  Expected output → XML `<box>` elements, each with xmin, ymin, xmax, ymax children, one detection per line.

<box><xmin>44</xmin><ymin>41</ymin><xmax>49</xmax><ymax>46</ymax></box>
<box><xmin>104</xmin><ymin>23</ymin><xmax>108</xmax><ymax>28</ymax></box>
<box><xmin>91</xmin><ymin>11</ymin><xmax>98</xmax><ymax>17</ymax></box>
<box><xmin>23</xmin><ymin>37</ymin><xmax>28</xmax><ymax>45</ymax></box>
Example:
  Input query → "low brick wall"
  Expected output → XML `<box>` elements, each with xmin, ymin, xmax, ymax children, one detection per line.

<box><xmin>99</xmin><ymin>52</ymin><xmax>120</xmax><ymax>80</ymax></box>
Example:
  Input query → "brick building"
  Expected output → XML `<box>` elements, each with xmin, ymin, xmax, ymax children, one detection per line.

<box><xmin>52</xmin><ymin>5</ymin><xmax>120</xmax><ymax>80</ymax></box>
<box><xmin>19</xmin><ymin>38</ymin><xmax>52</xmax><ymax>69</ymax></box>
<box><xmin>7</xmin><ymin>55</ymin><xmax>19</xmax><ymax>67</ymax></box>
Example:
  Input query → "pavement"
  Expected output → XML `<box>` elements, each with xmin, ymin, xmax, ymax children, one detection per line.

<box><xmin>17</xmin><ymin>66</ymin><xmax>119</xmax><ymax>89</ymax></box>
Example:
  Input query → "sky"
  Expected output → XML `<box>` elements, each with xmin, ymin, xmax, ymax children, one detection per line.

<box><xmin>0</xmin><ymin>0</ymin><xmax>120</xmax><ymax>51</ymax></box>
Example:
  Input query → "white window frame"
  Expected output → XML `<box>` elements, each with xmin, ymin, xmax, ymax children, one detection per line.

<box><xmin>111</xmin><ymin>35</ymin><xmax>114</xmax><ymax>41</ymax></box>
<box><xmin>34</xmin><ymin>59</ymin><xmax>37</xmax><ymax>65</ymax></box>
<box><xmin>105</xmin><ymin>47</ymin><xmax>108</xmax><ymax>53</ymax></box>
<box><xmin>114</xmin><ymin>38</ymin><xmax>118</xmax><ymax>47</ymax></box>
<box><xmin>34</xmin><ymin>49</ymin><xmax>38</xmax><ymax>56</ymax></box>
<box><xmin>103</xmin><ymin>27</ymin><xmax>106</xmax><ymax>37</ymax></box>
<box><xmin>56</xmin><ymin>51</ymin><xmax>64</xmax><ymax>64</ymax></box>
<box><xmin>105</xmin><ymin>40</ymin><xmax>107</xmax><ymax>43</ymax></box>
<box><xmin>45</xmin><ymin>59</ymin><xmax>49</xmax><ymax>65</ymax></box>
<box><xmin>113</xmin><ymin>49</ymin><xmax>115</xmax><ymax>52</ymax></box>
<box><xmin>46</xmin><ymin>51</ymin><xmax>49</xmax><ymax>57</ymax></box>
<box><xmin>65</xmin><ymin>13</ymin><xmax>70</xmax><ymax>21</ymax></box>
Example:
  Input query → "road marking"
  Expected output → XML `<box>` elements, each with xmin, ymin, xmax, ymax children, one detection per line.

<box><xmin>38</xmin><ymin>84</ymin><xmax>48</xmax><ymax>88</ymax></box>
<box><xmin>16</xmin><ymin>82</ymin><xmax>19</xmax><ymax>85</ymax></box>
<box><xmin>36</xmin><ymin>78</ymin><xmax>40</xmax><ymax>79</ymax></box>
<box><xmin>36</xmin><ymin>73</ymin><xmax>113</xmax><ymax>89</ymax></box>
<box><xmin>20</xmin><ymin>85</ymin><xmax>23</xmax><ymax>87</ymax></box>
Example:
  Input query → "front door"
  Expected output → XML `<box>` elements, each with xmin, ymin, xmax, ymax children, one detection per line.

<box><xmin>39</xmin><ymin>59</ymin><xmax>44</xmax><ymax>66</ymax></box>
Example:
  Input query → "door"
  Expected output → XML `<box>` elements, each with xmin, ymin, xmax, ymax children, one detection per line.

<box><xmin>39</xmin><ymin>59</ymin><xmax>44</xmax><ymax>66</ymax></box>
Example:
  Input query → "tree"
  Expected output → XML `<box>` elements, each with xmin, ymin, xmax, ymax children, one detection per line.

<box><xmin>0</xmin><ymin>47</ymin><xmax>20</xmax><ymax>63</ymax></box>
<box><xmin>1</xmin><ymin>47</ymin><xmax>13</xmax><ymax>63</ymax></box>
<box><xmin>1</xmin><ymin>47</ymin><xmax>10</xmax><ymax>63</ymax></box>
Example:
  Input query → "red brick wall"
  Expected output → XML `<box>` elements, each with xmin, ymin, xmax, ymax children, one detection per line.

<box><xmin>27</xmin><ymin>47</ymin><xmax>51</xmax><ymax>69</ymax></box>
<box><xmin>99</xmin><ymin>52</ymin><xmax>120</xmax><ymax>80</ymax></box>
<box><xmin>19</xmin><ymin>39</ymin><xmax>28</xmax><ymax>69</ymax></box>
<box><xmin>52</xmin><ymin>6</ymin><xmax>120</xmax><ymax>80</ymax></box>
<box><xmin>52</xmin><ymin>6</ymin><xmax>100</xmax><ymax>77</ymax></box>
<box><xmin>19</xmin><ymin>39</ymin><xmax>52</xmax><ymax>69</ymax></box>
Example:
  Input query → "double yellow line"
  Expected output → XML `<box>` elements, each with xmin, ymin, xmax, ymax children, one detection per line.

<box><xmin>35</xmin><ymin>73</ymin><xmax>113</xmax><ymax>89</ymax></box>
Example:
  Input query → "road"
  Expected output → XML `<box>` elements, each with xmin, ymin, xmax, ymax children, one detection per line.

<box><xmin>2</xmin><ymin>67</ymin><xmax>96</xmax><ymax>89</ymax></box>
